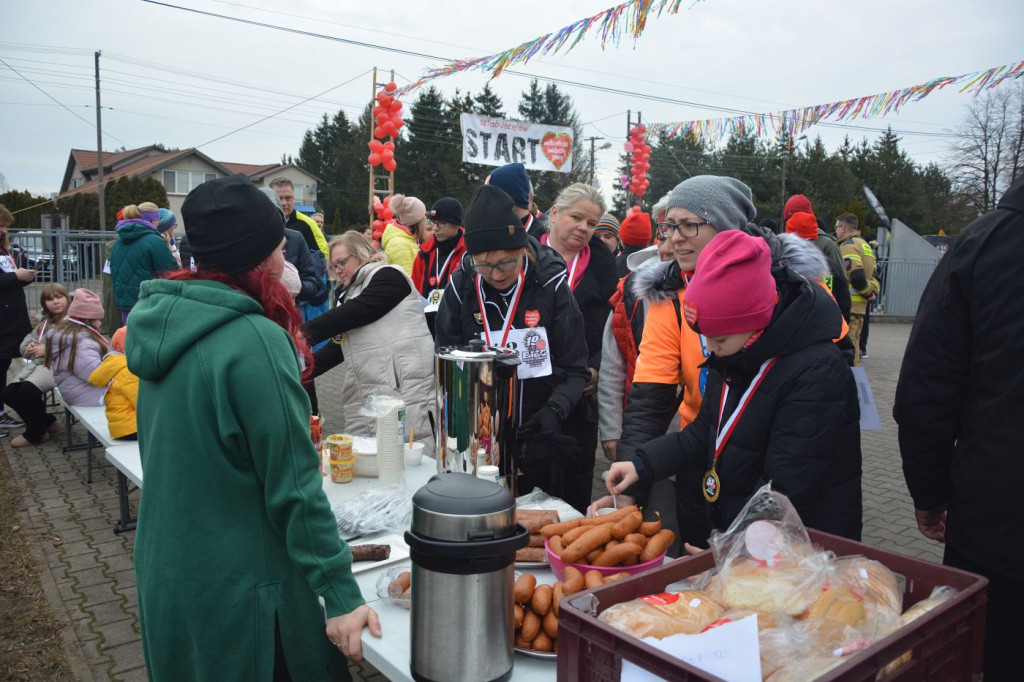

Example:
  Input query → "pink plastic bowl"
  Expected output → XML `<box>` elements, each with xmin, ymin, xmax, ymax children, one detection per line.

<box><xmin>545</xmin><ymin>539</ymin><xmax>667</xmax><ymax>581</ymax></box>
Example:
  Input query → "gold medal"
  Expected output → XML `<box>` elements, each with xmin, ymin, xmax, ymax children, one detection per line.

<box><xmin>703</xmin><ymin>468</ymin><xmax>720</xmax><ymax>503</ymax></box>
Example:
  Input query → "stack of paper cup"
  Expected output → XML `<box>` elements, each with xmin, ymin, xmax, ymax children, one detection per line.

<box><xmin>376</xmin><ymin>397</ymin><xmax>405</xmax><ymax>485</ymax></box>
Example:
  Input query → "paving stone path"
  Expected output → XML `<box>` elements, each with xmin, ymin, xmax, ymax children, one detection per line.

<box><xmin>2</xmin><ymin>320</ymin><xmax>938</xmax><ymax>681</ymax></box>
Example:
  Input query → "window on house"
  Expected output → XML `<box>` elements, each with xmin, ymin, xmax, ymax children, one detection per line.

<box><xmin>162</xmin><ymin>170</ymin><xmax>217</xmax><ymax>194</ymax></box>
<box><xmin>293</xmin><ymin>184</ymin><xmax>303</xmax><ymax>202</ymax></box>
<box><xmin>71</xmin><ymin>178</ymin><xmax>82</xmax><ymax>188</ymax></box>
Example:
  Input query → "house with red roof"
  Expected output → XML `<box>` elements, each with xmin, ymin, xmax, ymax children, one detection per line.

<box><xmin>59</xmin><ymin>146</ymin><xmax>320</xmax><ymax>225</ymax></box>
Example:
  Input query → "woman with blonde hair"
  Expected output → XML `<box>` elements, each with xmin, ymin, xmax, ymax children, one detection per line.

<box><xmin>109</xmin><ymin>202</ymin><xmax>179</xmax><ymax>323</ymax></box>
<box><xmin>303</xmin><ymin>231</ymin><xmax>435</xmax><ymax>453</ymax></box>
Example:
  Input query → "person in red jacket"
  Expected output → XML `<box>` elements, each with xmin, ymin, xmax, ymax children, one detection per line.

<box><xmin>411</xmin><ymin>197</ymin><xmax>465</xmax><ymax>337</ymax></box>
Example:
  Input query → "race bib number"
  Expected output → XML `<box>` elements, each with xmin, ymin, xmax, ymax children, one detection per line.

<box><xmin>480</xmin><ymin>326</ymin><xmax>552</xmax><ymax>379</ymax></box>
<box><xmin>0</xmin><ymin>254</ymin><xmax>16</xmax><ymax>273</ymax></box>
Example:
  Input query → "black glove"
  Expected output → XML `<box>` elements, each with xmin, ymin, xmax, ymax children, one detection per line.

<box><xmin>518</xmin><ymin>433</ymin><xmax>584</xmax><ymax>473</ymax></box>
<box><xmin>518</xmin><ymin>406</ymin><xmax>563</xmax><ymax>442</ymax></box>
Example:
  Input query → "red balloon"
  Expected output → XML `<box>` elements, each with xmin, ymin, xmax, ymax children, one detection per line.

<box><xmin>383</xmin><ymin>141</ymin><xmax>395</xmax><ymax>151</ymax></box>
<box><xmin>394</xmin><ymin>118</ymin><xmax>405</xmax><ymax>130</ymax></box>
<box><xmin>381</xmin><ymin>149</ymin><xmax>394</xmax><ymax>162</ymax></box>
<box><xmin>368</xmin><ymin>153</ymin><xmax>382</xmax><ymax>166</ymax></box>
<box><xmin>391</xmin><ymin>113</ymin><xmax>403</xmax><ymax>126</ymax></box>
<box><xmin>376</xmin><ymin>91</ymin><xmax>387</xmax><ymax>102</ymax></box>
<box><xmin>372</xmin><ymin>105</ymin><xmax>384</xmax><ymax>117</ymax></box>
<box><xmin>390</xmin><ymin>100</ymin><xmax>403</xmax><ymax>112</ymax></box>
<box><xmin>383</xmin><ymin>121</ymin><xmax>397</xmax><ymax>136</ymax></box>
<box><xmin>385</xmin><ymin>81</ymin><xmax>397</xmax><ymax>92</ymax></box>
<box><xmin>382</xmin><ymin>194</ymin><xmax>392</xmax><ymax>205</ymax></box>
<box><xmin>376</xmin><ymin>113</ymin><xmax>390</xmax><ymax>126</ymax></box>
<box><xmin>380</xmin><ymin>208</ymin><xmax>393</xmax><ymax>220</ymax></box>
<box><xmin>368</xmin><ymin>140</ymin><xmax>383</xmax><ymax>153</ymax></box>
<box><xmin>383</xmin><ymin>158</ymin><xmax>397</xmax><ymax>172</ymax></box>
<box><xmin>374</xmin><ymin>126</ymin><xmax>385</xmax><ymax>139</ymax></box>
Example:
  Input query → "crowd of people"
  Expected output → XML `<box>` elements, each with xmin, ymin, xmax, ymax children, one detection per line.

<box><xmin>1</xmin><ymin>165</ymin><xmax>1020</xmax><ymax>681</ymax></box>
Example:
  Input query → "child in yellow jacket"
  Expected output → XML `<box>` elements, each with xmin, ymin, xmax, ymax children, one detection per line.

<box><xmin>88</xmin><ymin>326</ymin><xmax>138</xmax><ymax>439</ymax></box>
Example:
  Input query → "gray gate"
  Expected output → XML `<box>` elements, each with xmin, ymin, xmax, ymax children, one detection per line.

<box><xmin>874</xmin><ymin>257</ymin><xmax>939</xmax><ymax>319</ymax></box>
<box><xmin>8</xmin><ymin>228</ymin><xmax>112</xmax><ymax>319</ymax></box>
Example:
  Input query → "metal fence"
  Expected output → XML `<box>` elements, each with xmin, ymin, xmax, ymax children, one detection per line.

<box><xmin>874</xmin><ymin>257</ymin><xmax>940</xmax><ymax>318</ymax></box>
<box><xmin>8</xmin><ymin>229</ymin><xmax>112</xmax><ymax>319</ymax></box>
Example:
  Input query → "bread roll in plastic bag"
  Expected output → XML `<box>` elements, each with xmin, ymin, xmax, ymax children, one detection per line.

<box><xmin>597</xmin><ymin>590</ymin><xmax>724</xmax><ymax>639</ymax></box>
<box><xmin>833</xmin><ymin>555</ymin><xmax>903</xmax><ymax>615</ymax></box>
<box><xmin>877</xmin><ymin>586</ymin><xmax>960</xmax><ymax>679</ymax></box>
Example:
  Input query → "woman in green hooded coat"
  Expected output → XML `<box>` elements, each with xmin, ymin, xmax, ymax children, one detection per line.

<box><xmin>127</xmin><ymin>174</ymin><xmax>379</xmax><ymax>681</ymax></box>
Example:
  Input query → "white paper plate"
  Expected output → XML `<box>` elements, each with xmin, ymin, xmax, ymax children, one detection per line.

<box><xmin>349</xmin><ymin>533</ymin><xmax>410</xmax><ymax>574</ymax></box>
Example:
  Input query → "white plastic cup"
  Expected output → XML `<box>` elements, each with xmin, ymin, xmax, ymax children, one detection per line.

<box><xmin>477</xmin><ymin>465</ymin><xmax>500</xmax><ymax>484</ymax></box>
<box><xmin>404</xmin><ymin>442</ymin><xmax>425</xmax><ymax>467</ymax></box>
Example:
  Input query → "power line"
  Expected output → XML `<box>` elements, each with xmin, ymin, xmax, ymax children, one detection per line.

<box><xmin>0</xmin><ymin>56</ymin><xmax>131</xmax><ymax>146</ymax></box>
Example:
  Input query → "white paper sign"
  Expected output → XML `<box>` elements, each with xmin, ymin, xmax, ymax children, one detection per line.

<box><xmin>851</xmin><ymin>367</ymin><xmax>882</xmax><ymax>431</ymax></box>
<box><xmin>621</xmin><ymin>614</ymin><xmax>761</xmax><ymax>682</ymax></box>
<box><xmin>460</xmin><ymin>113</ymin><xmax>574</xmax><ymax>173</ymax></box>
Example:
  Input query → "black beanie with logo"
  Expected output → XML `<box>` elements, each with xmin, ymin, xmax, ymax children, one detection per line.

<box><xmin>462</xmin><ymin>185</ymin><xmax>527</xmax><ymax>255</ymax></box>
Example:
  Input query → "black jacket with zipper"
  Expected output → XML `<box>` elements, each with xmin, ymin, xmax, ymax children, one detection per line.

<box><xmin>635</xmin><ymin>262</ymin><xmax>862</xmax><ymax>544</ymax></box>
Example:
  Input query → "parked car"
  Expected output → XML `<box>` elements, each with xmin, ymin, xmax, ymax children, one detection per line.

<box><xmin>9</xmin><ymin>234</ymin><xmax>81</xmax><ymax>281</ymax></box>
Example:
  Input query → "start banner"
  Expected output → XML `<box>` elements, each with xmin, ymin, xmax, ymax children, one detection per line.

<box><xmin>460</xmin><ymin>113</ymin><xmax>574</xmax><ymax>173</ymax></box>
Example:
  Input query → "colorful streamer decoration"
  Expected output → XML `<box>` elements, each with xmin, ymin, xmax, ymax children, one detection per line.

<box><xmin>645</xmin><ymin>60</ymin><xmax>1024</xmax><ymax>145</ymax></box>
<box><xmin>396</xmin><ymin>0</ymin><xmax>699</xmax><ymax>96</ymax></box>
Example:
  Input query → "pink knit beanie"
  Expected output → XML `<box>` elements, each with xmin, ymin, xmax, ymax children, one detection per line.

<box><xmin>68</xmin><ymin>288</ymin><xmax>104</xmax><ymax>320</ymax></box>
<box><xmin>682</xmin><ymin>231</ymin><xmax>776</xmax><ymax>336</ymax></box>
<box><xmin>390</xmin><ymin>194</ymin><xmax>426</xmax><ymax>227</ymax></box>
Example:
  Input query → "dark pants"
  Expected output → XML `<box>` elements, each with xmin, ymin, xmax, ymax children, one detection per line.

<box><xmin>2</xmin><ymin>380</ymin><xmax>56</xmax><ymax>443</ymax></box>
<box><xmin>0</xmin><ymin>357</ymin><xmax>10</xmax><ymax>408</ymax></box>
<box><xmin>944</xmin><ymin>544</ymin><xmax>1024</xmax><ymax>681</ymax></box>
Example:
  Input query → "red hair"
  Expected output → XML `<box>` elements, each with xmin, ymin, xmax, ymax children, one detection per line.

<box><xmin>163</xmin><ymin>268</ymin><xmax>312</xmax><ymax>377</ymax></box>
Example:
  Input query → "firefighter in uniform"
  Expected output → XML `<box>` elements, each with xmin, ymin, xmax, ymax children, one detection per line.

<box><xmin>835</xmin><ymin>212</ymin><xmax>878</xmax><ymax>364</ymax></box>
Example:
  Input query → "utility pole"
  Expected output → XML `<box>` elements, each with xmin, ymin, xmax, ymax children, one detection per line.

<box><xmin>585</xmin><ymin>136</ymin><xmax>605</xmax><ymax>186</ymax></box>
<box><xmin>95</xmin><ymin>51</ymin><xmax>105</xmax><ymax>232</ymax></box>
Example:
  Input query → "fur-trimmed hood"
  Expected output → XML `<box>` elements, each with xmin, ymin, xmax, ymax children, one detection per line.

<box><xmin>630</xmin><ymin>224</ymin><xmax>829</xmax><ymax>305</ymax></box>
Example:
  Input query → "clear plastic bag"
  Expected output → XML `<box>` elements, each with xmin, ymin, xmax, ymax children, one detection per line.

<box><xmin>708</xmin><ymin>484</ymin><xmax>829</xmax><ymax>615</ymax></box>
<box><xmin>332</xmin><ymin>484</ymin><xmax>412</xmax><ymax>536</ymax></box>
<box><xmin>375</xmin><ymin>565</ymin><xmax>412</xmax><ymax>609</ymax></box>
<box><xmin>597</xmin><ymin>590</ymin><xmax>724</xmax><ymax>639</ymax></box>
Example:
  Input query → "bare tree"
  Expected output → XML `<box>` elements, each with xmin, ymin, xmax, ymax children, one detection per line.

<box><xmin>947</xmin><ymin>81</ymin><xmax>1024</xmax><ymax>214</ymax></box>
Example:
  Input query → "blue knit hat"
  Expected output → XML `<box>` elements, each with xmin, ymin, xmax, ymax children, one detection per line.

<box><xmin>487</xmin><ymin>163</ymin><xmax>531</xmax><ymax>209</ymax></box>
<box><xmin>156</xmin><ymin>208</ymin><xmax>177</xmax><ymax>234</ymax></box>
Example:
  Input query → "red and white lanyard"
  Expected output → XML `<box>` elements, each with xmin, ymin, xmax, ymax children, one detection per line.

<box><xmin>68</xmin><ymin>317</ymin><xmax>110</xmax><ymax>348</ymax></box>
<box><xmin>434</xmin><ymin>246</ymin><xmax>457</xmax><ymax>287</ymax></box>
<box><xmin>713</xmin><ymin>357</ymin><xmax>778</xmax><ymax>461</ymax></box>
<box><xmin>475</xmin><ymin>273</ymin><xmax>524</xmax><ymax>348</ymax></box>
<box><xmin>567</xmin><ymin>253</ymin><xmax>582</xmax><ymax>290</ymax></box>
<box><xmin>523</xmin><ymin>213</ymin><xmax>534</xmax><ymax>232</ymax></box>
<box><xmin>36</xmin><ymin>320</ymin><xmax>47</xmax><ymax>343</ymax></box>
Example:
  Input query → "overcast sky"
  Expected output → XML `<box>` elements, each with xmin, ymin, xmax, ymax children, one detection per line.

<box><xmin>1</xmin><ymin>0</ymin><xmax>1021</xmax><ymax>200</ymax></box>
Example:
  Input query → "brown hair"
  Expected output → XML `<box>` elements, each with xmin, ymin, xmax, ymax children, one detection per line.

<box><xmin>836</xmin><ymin>213</ymin><xmax>859</xmax><ymax>230</ymax></box>
<box><xmin>269</xmin><ymin>177</ymin><xmax>294</xmax><ymax>190</ymax></box>
<box><xmin>0</xmin><ymin>204</ymin><xmax>12</xmax><ymax>250</ymax></box>
<box><xmin>39</xmin><ymin>283</ymin><xmax>70</xmax><ymax>324</ymax></box>
<box><xmin>44</xmin><ymin>319</ymin><xmax>108</xmax><ymax>377</ymax></box>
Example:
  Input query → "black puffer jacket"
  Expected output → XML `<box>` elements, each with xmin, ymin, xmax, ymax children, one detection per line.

<box><xmin>283</xmin><ymin>228</ymin><xmax>325</xmax><ymax>304</ymax></box>
<box><xmin>435</xmin><ymin>236</ymin><xmax>589</xmax><ymax>426</ymax></box>
<box><xmin>1</xmin><ymin>246</ymin><xmax>32</xmax><ymax>358</ymax></box>
<box><xmin>527</xmin><ymin>220</ymin><xmax>618</xmax><ymax>369</ymax></box>
<box><xmin>633</xmin><ymin>234</ymin><xmax>862</xmax><ymax>544</ymax></box>
<box><xmin>894</xmin><ymin>175</ymin><xmax>1024</xmax><ymax>582</ymax></box>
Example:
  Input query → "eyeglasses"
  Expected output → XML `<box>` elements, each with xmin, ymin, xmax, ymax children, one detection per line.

<box><xmin>655</xmin><ymin>220</ymin><xmax>711</xmax><ymax>240</ymax></box>
<box><xmin>427</xmin><ymin>219</ymin><xmax>448</xmax><ymax>229</ymax></box>
<box><xmin>469</xmin><ymin>257</ymin><xmax>521</xmax><ymax>275</ymax></box>
<box><xmin>329</xmin><ymin>254</ymin><xmax>357</xmax><ymax>273</ymax></box>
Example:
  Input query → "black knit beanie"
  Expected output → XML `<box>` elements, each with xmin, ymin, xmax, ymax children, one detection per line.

<box><xmin>462</xmin><ymin>185</ymin><xmax>527</xmax><ymax>254</ymax></box>
<box><xmin>182</xmin><ymin>174</ymin><xmax>285</xmax><ymax>275</ymax></box>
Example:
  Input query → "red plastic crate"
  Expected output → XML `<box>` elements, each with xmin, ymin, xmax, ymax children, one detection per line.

<box><xmin>557</xmin><ymin>529</ymin><xmax>988</xmax><ymax>681</ymax></box>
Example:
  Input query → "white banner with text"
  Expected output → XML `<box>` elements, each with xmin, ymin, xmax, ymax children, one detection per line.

<box><xmin>460</xmin><ymin>113</ymin><xmax>574</xmax><ymax>173</ymax></box>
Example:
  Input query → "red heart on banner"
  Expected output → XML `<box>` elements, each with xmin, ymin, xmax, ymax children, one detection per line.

<box><xmin>541</xmin><ymin>132</ymin><xmax>572</xmax><ymax>170</ymax></box>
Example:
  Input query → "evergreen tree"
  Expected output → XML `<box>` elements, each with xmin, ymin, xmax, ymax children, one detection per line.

<box><xmin>474</xmin><ymin>83</ymin><xmax>504</xmax><ymax>117</ymax></box>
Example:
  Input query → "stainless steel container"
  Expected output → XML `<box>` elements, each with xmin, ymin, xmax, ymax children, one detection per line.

<box><xmin>435</xmin><ymin>340</ymin><xmax>520</xmax><ymax>494</ymax></box>
<box><xmin>406</xmin><ymin>473</ymin><xmax>529</xmax><ymax>682</ymax></box>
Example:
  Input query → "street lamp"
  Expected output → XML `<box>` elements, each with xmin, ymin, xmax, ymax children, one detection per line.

<box><xmin>588</xmin><ymin>139</ymin><xmax>612</xmax><ymax>186</ymax></box>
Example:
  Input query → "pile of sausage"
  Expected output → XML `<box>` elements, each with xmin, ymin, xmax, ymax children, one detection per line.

<box><xmin>541</xmin><ymin>505</ymin><xmax>675</xmax><ymax>568</ymax></box>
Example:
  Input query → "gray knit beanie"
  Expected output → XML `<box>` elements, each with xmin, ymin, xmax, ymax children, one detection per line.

<box><xmin>665</xmin><ymin>176</ymin><xmax>756</xmax><ymax>231</ymax></box>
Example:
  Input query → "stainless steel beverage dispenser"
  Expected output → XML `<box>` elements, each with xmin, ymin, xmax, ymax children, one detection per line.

<box><xmin>434</xmin><ymin>340</ymin><xmax>520</xmax><ymax>494</ymax></box>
